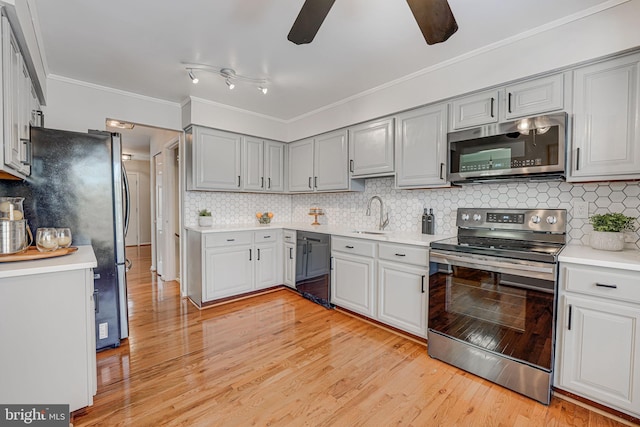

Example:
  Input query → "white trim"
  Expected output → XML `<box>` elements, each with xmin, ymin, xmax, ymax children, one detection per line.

<box><xmin>186</xmin><ymin>96</ymin><xmax>288</xmax><ymax>123</ymax></box>
<box><xmin>48</xmin><ymin>74</ymin><xmax>181</xmax><ymax>107</ymax></box>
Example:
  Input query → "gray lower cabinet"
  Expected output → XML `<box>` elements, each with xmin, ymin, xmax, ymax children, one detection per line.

<box><xmin>186</xmin><ymin>229</ymin><xmax>282</xmax><ymax>306</ymax></box>
<box><xmin>331</xmin><ymin>236</ymin><xmax>430</xmax><ymax>337</ymax></box>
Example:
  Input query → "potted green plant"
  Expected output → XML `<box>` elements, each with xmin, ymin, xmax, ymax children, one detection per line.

<box><xmin>198</xmin><ymin>209</ymin><xmax>213</xmax><ymax>227</ymax></box>
<box><xmin>588</xmin><ymin>212</ymin><xmax>636</xmax><ymax>251</ymax></box>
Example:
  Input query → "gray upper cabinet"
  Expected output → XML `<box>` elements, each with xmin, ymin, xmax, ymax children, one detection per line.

<box><xmin>314</xmin><ymin>130</ymin><xmax>349</xmax><ymax>191</ymax></box>
<box><xmin>450</xmin><ymin>89</ymin><xmax>499</xmax><ymax>130</ymax></box>
<box><xmin>504</xmin><ymin>74</ymin><xmax>564</xmax><ymax>120</ymax></box>
<box><xmin>186</xmin><ymin>126</ymin><xmax>242</xmax><ymax>191</ymax></box>
<box><xmin>264</xmin><ymin>140</ymin><xmax>285</xmax><ymax>192</ymax></box>
<box><xmin>348</xmin><ymin>118</ymin><xmax>394</xmax><ymax>177</ymax></box>
<box><xmin>395</xmin><ymin>103</ymin><xmax>448</xmax><ymax>188</ymax></box>
<box><xmin>288</xmin><ymin>138</ymin><xmax>314</xmax><ymax>192</ymax></box>
<box><xmin>569</xmin><ymin>53</ymin><xmax>640</xmax><ymax>181</ymax></box>
<box><xmin>243</xmin><ymin>138</ymin><xmax>284</xmax><ymax>192</ymax></box>
<box><xmin>288</xmin><ymin>130</ymin><xmax>363</xmax><ymax>193</ymax></box>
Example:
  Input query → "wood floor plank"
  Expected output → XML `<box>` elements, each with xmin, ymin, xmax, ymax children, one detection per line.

<box><xmin>71</xmin><ymin>246</ymin><xmax>634</xmax><ymax>426</ymax></box>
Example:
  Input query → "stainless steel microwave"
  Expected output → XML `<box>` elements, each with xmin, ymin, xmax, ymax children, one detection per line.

<box><xmin>448</xmin><ymin>112</ymin><xmax>566</xmax><ymax>184</ymax></box>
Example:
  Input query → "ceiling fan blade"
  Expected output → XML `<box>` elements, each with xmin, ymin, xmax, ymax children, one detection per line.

<box><xmin>287</xmin><ymin>0</ymin><xmax>336</xmax><ymax>45</ymax></box>
<box><xmin>406</xmin><ymin>0</ymin><xmax>458</xmax><ymax>45</ymax></box>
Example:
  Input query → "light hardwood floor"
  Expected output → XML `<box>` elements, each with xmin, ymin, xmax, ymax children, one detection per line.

<box><xmin>71</xmin><ymin>245</ymin><xmax>634</xmax><ymax>426</ymax></box>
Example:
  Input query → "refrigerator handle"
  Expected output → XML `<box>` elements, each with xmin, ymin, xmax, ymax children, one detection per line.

<box><xmin>122</xmin><ymin>166</ymin><xmax>131</xmax><ymax>238</ymax></box>
<box><xmin>125</xmin><ymin>258</ymin><xmax>133</xmax><ymax>272</ymax></box>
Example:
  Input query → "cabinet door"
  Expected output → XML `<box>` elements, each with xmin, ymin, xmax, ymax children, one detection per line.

<box><xmin>348</xmin><ymin>118</ymin><xmax>394</xmax><ymax>177</ymax></box>
<box><xmin>395</xmin><ymin>104</ymin><xmax>448</xmax><ymax>188</ymax></box>
<box><xmin>378</xmin><ymin>260</ymin><xmax>428</xmax><ymax>337</ymax></box>
<box><xmin>331</xmin><ymin>252</ymin><xmax>375</xmax><ymax>317</ymax></box>
<box><xmin>204</xmin><ymin>245</ymin><xmax>253</xmax><ymax>300</ymax></box>
<box><xmin>264</xmin><ymin>140</ymin><xmax>285</xmax><ymax>192</ymax></box>
<box><xmin>255</xmin><ymin>242</ymin><xmax>281</xmax><ymax>290</ymax></box>
<box><xmin>283</xmin><ymin>242</ymin><xmax>296</xmax><ymax>288</ymax></box>
<box><xmin>3</xmin><ymin>20</ymin><xmax>22</xmax><ymax>171</ymax></box>
<box><xmin>314</xmin><ymin>130</ymin><xmax>349</xmax><ymax>191</ymax></box>
<box><xmin>570</xmin><ymin>54</ymin><xmax>640</xmax><ymax>181</ymax></box>
<box><xmin>504</xmin><ymin>74</ymin><xmax>564</xmax><ymax>119</ymax></box>
<box><xmin>451</xmin><ymin>89</ymin><xmax>499</xmax><ymax>130</ymax></box>
<box><xmin>18</xmin><ymin>58</ymin><xmax>31</xmax><ymax>175</ymax></box>
<box><xmin>288</xmin><ymin>139</ymin><xmax>314</xmax><ymax>192</ymax></box>
<box><xmin>243</xmin><ymin>137</ymin><xmax>264</xmax><ymax>191</ymax></box>
<box><xmin>558</xmin><ymin>294</ymin><xmax>640</xmax><ymax>416</ymax></box>
<box><xmin>192</xmin><ymin>127</ymin><xmax>242</xmax><ymax>190</ymax></box>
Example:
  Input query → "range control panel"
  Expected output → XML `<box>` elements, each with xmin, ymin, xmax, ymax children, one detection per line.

<box><xmin>457</xmin><ymin>208</ymin><xmax>566</xmax><ymax>233</ymax></box>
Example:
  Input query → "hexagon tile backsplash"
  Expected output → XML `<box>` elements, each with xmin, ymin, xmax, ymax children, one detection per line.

<box><xmin>185</xmin><ymin>178</ymin><xmax>640</xmax><ymax>249</ymax></box>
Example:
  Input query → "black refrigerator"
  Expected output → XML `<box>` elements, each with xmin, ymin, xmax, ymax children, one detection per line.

<box><xmin>0</xmin><ymin>126</ymin><xmax>130</xmax><ymax>350</ymax></box>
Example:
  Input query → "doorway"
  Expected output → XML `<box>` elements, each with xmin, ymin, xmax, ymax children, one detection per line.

<box><xmin>154</xmin><ymin>152</ymin><xmax>164</xmax><ymax>278</ymax></box>
<box><xmin>125</xmin><ymin>172</ymin><xmax>140</xmax><ymax>247</ymax></box>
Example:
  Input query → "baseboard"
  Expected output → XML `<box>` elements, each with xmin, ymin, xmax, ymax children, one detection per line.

<box><xmin>553</xmin><ymin>389</ymin><xmax>640</xmax><ymax>426</ymax></box>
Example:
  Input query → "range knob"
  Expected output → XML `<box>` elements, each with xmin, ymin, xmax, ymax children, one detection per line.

<box><xmin>473</xmin><ymin>214</ymin><xmax>482</xmax><ymax>222</ymax></box>
<box><xmin>546</xmin><ymin>216</ymin><xmax>558</xmax><ymax>224</ymax></box>
<box><xmin>461</xmin><ymin>213</ymin><xmax>470</xmax><ymax>221</ymax></box>
<box><xmin>531</xmin><ymin>215</ymin><xmax>541</xmax><ymax>224</ymax></box>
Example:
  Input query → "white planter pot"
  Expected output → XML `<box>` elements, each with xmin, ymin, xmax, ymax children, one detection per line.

<box><xmin>198</xmin><ymin>216</ymin><xmax>213</xmax><ymax>227</ymax></box>
<box><xmin>589</xmin><ymin>230</ymin><xmax>625</xmax><ymax>251</ymax></box>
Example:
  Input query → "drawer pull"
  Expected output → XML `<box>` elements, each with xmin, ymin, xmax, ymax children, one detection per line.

<box><xmin>395</xmin><ymin>253</ymin><xmax>406</xmax><ymax>257</ymax></box>
<box><xmin>345</xmin><ymin>245</ymin><xmax>354</xmax><ymax>249</ymax></box>
<box><xmin>264</xmin><ymin>235</ymin><xmax>271</xmax><ymax>239</ymax></box>
<box><xmin>226</xmin><ymin>239</ymin><xmax>235</xmax><ymax>242</ymax></box>
<box><xmin>595</xmin><ymin>283</ymin><xmax>617</xmax><ymax>289</ymax></box>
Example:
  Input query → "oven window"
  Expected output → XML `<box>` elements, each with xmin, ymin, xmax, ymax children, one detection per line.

<box><xmin>429</xmin><ymin>265</ymin><xmax>555</xmax><ymax>370</ymax></box>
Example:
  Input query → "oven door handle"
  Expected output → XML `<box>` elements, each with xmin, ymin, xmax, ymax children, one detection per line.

<box><xmin>429</xmin><ymin>250</ymin><xmax>556</xmax><ymax>281</ymax></box>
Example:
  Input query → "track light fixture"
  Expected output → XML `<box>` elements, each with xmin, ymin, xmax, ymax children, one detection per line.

<box><xmin>188</xmin><ymin>69</ymin><xmax>199</xmax><ymax>84</ymax></box>
<box><xmin>182</xmin><ymin>63</ymin><xmax>268</xmax><ymax>94</ymax></box>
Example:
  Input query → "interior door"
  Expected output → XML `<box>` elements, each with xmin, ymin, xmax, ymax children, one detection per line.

<box><xmin>154</xmin><ymin>153</ymin><xmax>164</xmax><ymax>277</ymax></box>
<box><xmin>125</xmin><ymin>172</ymin><xmax>139</xmax><ymax>246</ymax></box>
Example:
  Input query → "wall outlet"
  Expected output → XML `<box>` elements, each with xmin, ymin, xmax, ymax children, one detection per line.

<box><xmin>573</xmin><ymin>200</ymin><xmax>589</xmax><ymax>219</ymax></box>
<box><xmin>99</xmin><ymin>322</ymin><xmax>108</xmax><ymax>340</ymax></box>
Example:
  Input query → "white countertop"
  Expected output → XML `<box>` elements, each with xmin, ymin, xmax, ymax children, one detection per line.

<box><xmin>0</xmin><ymin>246</ymin><xmax>98</xmax><ymax>279</ymax></box>
<box><xmin>185</xmin><ymin>222</ymin><xmax>452</xmax><ymax>247</ymax></box>
<box><xmin>559</xmin><ymin>244</ymin><xmax>640</xmax><ymax>272</ymax></box>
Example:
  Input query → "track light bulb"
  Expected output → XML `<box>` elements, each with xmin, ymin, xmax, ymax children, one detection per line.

<box><xmin>226</xmin><ymin>79</ymin><xmax>235</xmax><ymax>90</ymax></box>
<box><xmin>188</xmin><ymin>70</ymin><xmax>199</xmax><ymax>84</ymax></box>
<box><xmin>259</xmin><ymin>86</ymin><xmax>268</xmax><ymax>95</ymax></box>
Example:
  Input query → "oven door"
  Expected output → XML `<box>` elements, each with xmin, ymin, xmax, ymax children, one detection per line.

<box><xmin>428</xmin><ymin>250</ymin><xmax>557</xmax><ymax>370</ymax></box>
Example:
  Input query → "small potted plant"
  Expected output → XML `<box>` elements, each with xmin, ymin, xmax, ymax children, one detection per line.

<box><xmin>198</xmin><ymin>209</ymin><xmax>213</xmax><ymax>227</ymax></box>
<box><xmin>588</xmin><ymin>212</ymin><xmax>636</xmax><ymax>251</ymax></box>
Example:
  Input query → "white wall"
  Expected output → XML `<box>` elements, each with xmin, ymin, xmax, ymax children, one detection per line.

<box><xmin>124</xmin><ymin>159</ymin><xmax>152</xmax><ymax>245</ymax></box>
<box><xmin>286</xmin><ymin>0</ymin><xmax>640</xmax><ymax>141</ymax></box>
<box><xmin>42</xmin><ymin>76</ymin><xmax>182</xmax><ymax>134</ymax></box>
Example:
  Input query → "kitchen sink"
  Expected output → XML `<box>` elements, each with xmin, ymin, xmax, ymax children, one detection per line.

<box><xmin>351</xmin><ymin>230</ymin><xmax>388</xmax><ymax>235</ymax></box>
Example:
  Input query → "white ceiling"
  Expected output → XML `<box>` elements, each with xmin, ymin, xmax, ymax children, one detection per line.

<box><xmin>33</xmin><ymin>0</ymin><xmax>613</xmax><ymax>125</ymax></box>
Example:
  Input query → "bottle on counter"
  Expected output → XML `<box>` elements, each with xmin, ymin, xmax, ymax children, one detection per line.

<box><xmin>425</xmin><ymin>208</ymin><xmax>435</xmax><ymax>234</ymax></box>
<box><xmin>421</xmin><ymin>208</ymin><xmax>429</xmax><ymax>234</ymax></box>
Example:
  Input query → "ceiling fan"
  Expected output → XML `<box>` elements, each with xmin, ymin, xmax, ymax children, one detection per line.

<box><xmin>287</xmin><ymin>0</ymin><xmax>458</xmax><ymax>45</ymax></box>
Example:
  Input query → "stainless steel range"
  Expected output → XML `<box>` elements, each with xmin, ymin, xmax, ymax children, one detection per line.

<box><xmin>428</xmin><ymin>208</ymin><xmax>566</xmax><ymax>404</ymax></box>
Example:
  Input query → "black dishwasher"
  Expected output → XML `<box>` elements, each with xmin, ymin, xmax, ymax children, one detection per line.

<box><xmin>295</xmin><ymin>231</ymin><xmax>332</xmax><ymax>309</ymax></box>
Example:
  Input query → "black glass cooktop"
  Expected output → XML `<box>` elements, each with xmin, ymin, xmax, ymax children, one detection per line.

<box><xmin>430</xmin><ymin>236</ymin><xmax>564</xmax><ymax>263</ymax></box>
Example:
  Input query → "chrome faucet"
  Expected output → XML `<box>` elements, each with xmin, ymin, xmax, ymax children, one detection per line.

<box><xmin>366</xmin><ymin>195</ymin><xmax>389</xmax><ymax>230</ymax></box>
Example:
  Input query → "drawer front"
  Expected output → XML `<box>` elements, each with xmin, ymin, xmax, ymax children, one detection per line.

<box><xmin>283</xmin><ymin>229</ymin><xmax>296</xmax><ymax>243</ymax></box>
<box><xmin>378</xmin><ymin>242</ymin><xmax>428</xmax><ymax>267</ymax></box>
<box><xmin>332</xmin><ymin>236</ymin><xmax>376</xmax><ymax>258</ymax></box>
<box><xmin>255</xmin><ymin>229</ymin><xmax>280</xmax><ymax>243</ymax></box>
<box><xmin>562</xmin><ymin>264</ymin><xmax>640</xmax><ymax>304</ymax></box>
<box><xmin>204</xmin><ymin>232</ymin><xmax>252</xmax><ymax>248</ymax></box>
